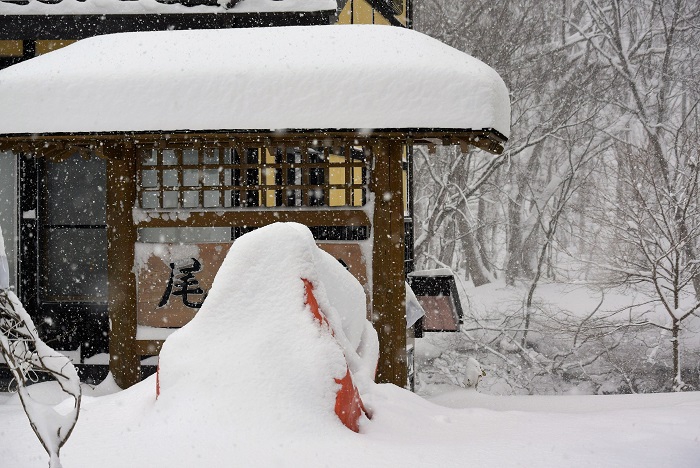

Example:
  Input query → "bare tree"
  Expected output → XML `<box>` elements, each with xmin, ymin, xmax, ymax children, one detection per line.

<box><xmin>571</xmin><ymin>0</ymin><xmax>700</xmax><ymax>390</ymax></box>
<box><xmin>413</xmin><ymin>144</ymin><xmax>505</xmax><ymax>283</ymax></box>
<box><xmin>414</xmin><ymin>0</ymin><xmax>610</xmax><ymax>287</ymax></box>
<box><xmin>0</xmin><ymin>227</ymin><xmax>81</xmax><ymax>468</ymax></box>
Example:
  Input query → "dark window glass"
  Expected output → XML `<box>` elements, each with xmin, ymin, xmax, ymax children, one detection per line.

<box><xmin>43</xmin><ymin>228</ymin><xmax>107</xmax><ymax>301</ymax></box>
<box><xmin>42</xmin><ymin>153</ymin><xmax>107</xmax><ymax>302</ymax></box>
<box><xmin>46</xmin><ymin>154</ymin><xmax>105</xmax><ymax>225</ymax></box>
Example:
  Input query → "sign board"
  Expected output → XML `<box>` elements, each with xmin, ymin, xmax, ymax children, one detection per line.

<box><xmin>136</xmin><ymin>241</ymin><xmax>369</xmax><ymax>329</ymax></box>
<box><xmin>407</xmin><ymin>272</ymin><xmax>464</xmax><ymax>334</ymax></box>
<box><xmin>136</xmin><ymin>243</ymin><xmax>227</xmax><ymax>328</ymax></box>
<box><xmin>415</xmin><ymin>296</ymin><xmax>460</xmax><ymax>332</ymax></box>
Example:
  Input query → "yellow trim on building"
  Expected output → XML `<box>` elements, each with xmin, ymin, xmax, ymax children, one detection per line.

<box><xmin>354</xmin><ymin>0</ymin><xmax>375</xmax><ymax>25</ymax></box>
<box><xmin>0</xmin><ymin>40</ymin><xmax>23</xmax><ymax>57</ymax></box>
<box><xmin>336</xmin><ymin>0</ymin><xmax>407</xmax><ymax>26</ymax></box>
<box><xmin>337</xmin><ymin>1</ymin><xmax>352</xmax><ymax>24</ymax></box>
<box><xmin>35</xmin><ymin>40</ymin><xmax>77</xmax><ymax>55</ymax></box>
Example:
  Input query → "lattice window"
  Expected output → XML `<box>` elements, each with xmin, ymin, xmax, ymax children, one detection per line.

<box><xmin>137</xmin><ymin>143</ymin><xmax>369</xmax><ymax>210</ymax></box>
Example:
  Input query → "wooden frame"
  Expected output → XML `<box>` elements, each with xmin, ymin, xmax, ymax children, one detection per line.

<box><xmin>135</xmin><ymin>143</ymin><xmax>368</xmax><ymax>211</ymax></box>
<box><xmin>105</xmin><ymin>145</ymin><xmax>140</xmax><ymax>388</ymax></box>
<box><xmin>0</xmin><ymin>12</ymin><xmax>335</xmax><ymax>41</ymax></box>
<box><xmin>39</xmin><ymin>152</ymin><xmax>108</xmax><ymax>303</ymax></box>
<box><xmin>0</xmin><ymin>128</ymin><xmax>507</xmax><ymax>158</ymax></box>
<box><xmin>3</xmin><ymin>130</ymin><xmax>505</xmax><ymax>390</ymax></box>
<box><xmin>371</xmin><ymin>140</ymin><xmax>408</xmax><ymax>386</ymax></box>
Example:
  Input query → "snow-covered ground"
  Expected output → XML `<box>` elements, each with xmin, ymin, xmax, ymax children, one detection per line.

<box><xmin>1</xmin><ymin>379</ymin><xmax>699</xmax><ymax>467</ymax></box>
<box><xmin>2</xmin><ymin>224</ymin><xmax>699</xmax><ymax>467</ymax></box>
<box><xmin>416</xmin><ymin>275</ymin><xmax>700</xmax><ymax>395</ymax></box>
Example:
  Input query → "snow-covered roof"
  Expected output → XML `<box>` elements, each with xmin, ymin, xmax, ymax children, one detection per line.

<box><xmin>0</xmin><ymin>0</ymin><xmax>337</xmax><ymax>15</ymax></box>
<box><xmin>0</xmin><ymin>25</ymin><xmax>510</xmax><ymax>138</ymax></box>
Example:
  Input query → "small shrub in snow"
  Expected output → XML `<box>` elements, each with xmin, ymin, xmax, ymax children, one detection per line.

<box><xmin>0</xmin><ymin>289</ymin><xmax>81</xmax><ymax>468</ymax></box>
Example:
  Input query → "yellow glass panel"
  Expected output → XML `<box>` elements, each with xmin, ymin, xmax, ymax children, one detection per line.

<box><xmin>353</xmin><ymin>189</ymin><xmax>363</xmax><ymax>206</ymax></box>
<box><xmin>264</xmin><ymin>166</ymin><xmax>277</xmax><ymax>183</ymax></box>
<box><xmin>353</xmin><ymin>166</ymin><xmax>364</xmax><ymax>206</ymax></box>
<box><xmin>265</xmin><ymin>191</ymin><xmax>275</xmax><ymax>206</ymax></box>
<box><xmin>329</xmin><ymin>189</ymin><xmax>345</xmax><ymax>206</ymax></box>
<box><xmin>0</xmin><ymin>40</ymin><xmax>22</xmax><ymax>57</ymax></box>
<box><xmin>329</xmin><ymin>166</ymin><xmax>345</xmax><ymax>206</ymax></box>
<box><xmin>329</xmin><ymin>166</ymin><xmax>345</xmax><ymax>184</ymax></box>
<box><xmin>264</xmin><ymin>166</ymin><xmax>276</xmax><ymax>207</ymax></box>
<box><xmin>264</xmin><ymin>148</ymin><xmax>275</xmax><ymax>206</ymax></box>
<box><xmin>328</xmin><ymin>154</ymin><xmax>344</xmax><ymax>164</ymax></box>
<box><xmin>35</xmin><ymin>40</ymin><xmax>77</xmax><ymax>55</ymax></box>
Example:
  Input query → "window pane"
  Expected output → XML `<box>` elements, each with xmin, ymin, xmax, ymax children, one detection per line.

<box><xmin>162</xmin><ymin>149</ymin><xmax>177</xmax><ymax>165</ymax></box>
<box><xmin>141</xmin><ymin>149</ymin><xmax>157</xmax><ymax>166</ymax></box>
<box><xmin>42</xmin><ymin>228</ymin><xmax>107</xmax><ymax>301</ymax></box>
<box><xmin>142</xmin><ymin>192</ymin><xmax>159</xmax><ymax>209</ymax></box>
<box><xmin>203</xmin><ymin>191</ymin><xmax>220</xmax><ymax>208</ymax></box>
<box><xmin>141</xmin><ymin>169</ymin><xmax>158</xmax><ymax>187</ymax></box>
<box><xmin>46</xmin><ymin>153</ymin><xmax>106</xmax><ymax>226</ymax></box>
<box><xmin>203</xmin><ymin>169</ymin><xmax>219</xmax><ymax>186</ymax></box>
<box><xmin>183</xmin><ymin>191</ymin><xmax>199</xmax><ymax>208</ymax></box>
<box><xmin>135</xmin><ymin>144</ymin><xmax>369</xmax><ymax>211</ymax></box>
<box><xmin>183</xmin><ymin>149</ymin><xmax>198</xmax><ymax>165</ymax></box>
<box><xmin>203</xmin><ymin>148</ymin><xmax>219</xmax><ymax>165</ymax></box>
<box><xmin>163</xmin><ymin>191</ymin><xmax>178</xmax><ymax>208</ymax></box>
<box><xmin>163</xmin><ymin>169</ymin><xmax>178</xmax><ymax>187</ymax></box>
<box><xmin>183</xmin><ymin>169</ymin><xmax>199</xmax><ymax>187</ymax></box>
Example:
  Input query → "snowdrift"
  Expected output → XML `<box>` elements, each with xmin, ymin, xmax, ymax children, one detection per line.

<box><xmin>156</xmin><ymin>222</ymin><xmax>378</xmax><ymax>432</ymax></box>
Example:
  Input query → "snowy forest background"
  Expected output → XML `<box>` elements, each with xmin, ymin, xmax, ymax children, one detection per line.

<box><xmin>411</xmin><ymin>0</ymin><xmax>700</xmax><ymax>395</ymax></box>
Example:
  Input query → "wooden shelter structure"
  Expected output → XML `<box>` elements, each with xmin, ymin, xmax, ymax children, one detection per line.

<box><xmin>0</xmin><ymin>25</ymin><xmax>509</xmax><ymax>389</ymax></box>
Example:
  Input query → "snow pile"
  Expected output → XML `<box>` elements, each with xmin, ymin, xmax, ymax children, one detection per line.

<box><xmin>156</xmin><ymin>222</ymin><xmax>378</xmax><ymax>433</ymax></box>
<box><xmin>0</xmin><ymin>0</ymin><xmax>337</xmax><ymax>15</ymax></box>
<box><xmin>0</xmin><ymin>25</ymin><xmax>510</xmax><ymax>136</ymax></box>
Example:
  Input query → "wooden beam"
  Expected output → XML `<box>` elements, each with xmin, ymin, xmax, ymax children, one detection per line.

<box><xmin>371</xmin><ymin>140</ymin><xmax>407</xmax><ymax>387</ymax></box>
<box><xmin>135</xmin><ymin>340</ymin><xmax>165</xmax><ymax>356</ymax></box>
<box><xmin>106</xmin><ymin>145</ymin><xmax>140</xmax><ymax>389</ymax></box>
<box><xmin>134</xmin><ymin>209</ymin><xmax>370</xmax><ymax>228</ymax></box>
<box><xmin>0</xmin><ymin>129</ymin><xmax>507</xmax><ymax>155</ymax></box>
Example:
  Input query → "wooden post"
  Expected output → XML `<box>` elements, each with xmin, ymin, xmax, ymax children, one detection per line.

<box><xmin>371</xmin><ymin>139</ymin><xmax>407</xmax><ymax>387</ymax></box>
<box><xmin>106</xmin><ymin>144</ymin><xmax>140</xmax><ymax>388</ymax></box>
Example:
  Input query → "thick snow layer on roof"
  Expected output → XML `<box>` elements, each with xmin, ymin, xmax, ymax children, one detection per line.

<box><xmin>156</xmin><ymin>222</ymin><xmax>378</xmax><ymax>431</ymax></box>
<box><xmin>0</xmin><ymin>25</ymin><xmax>510</xmax><ymax>137</ymax></box>
<box><xmin>0</xmin><ymin>0</ymin><xmax>337</xmax><ymax>15</ymax></box>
